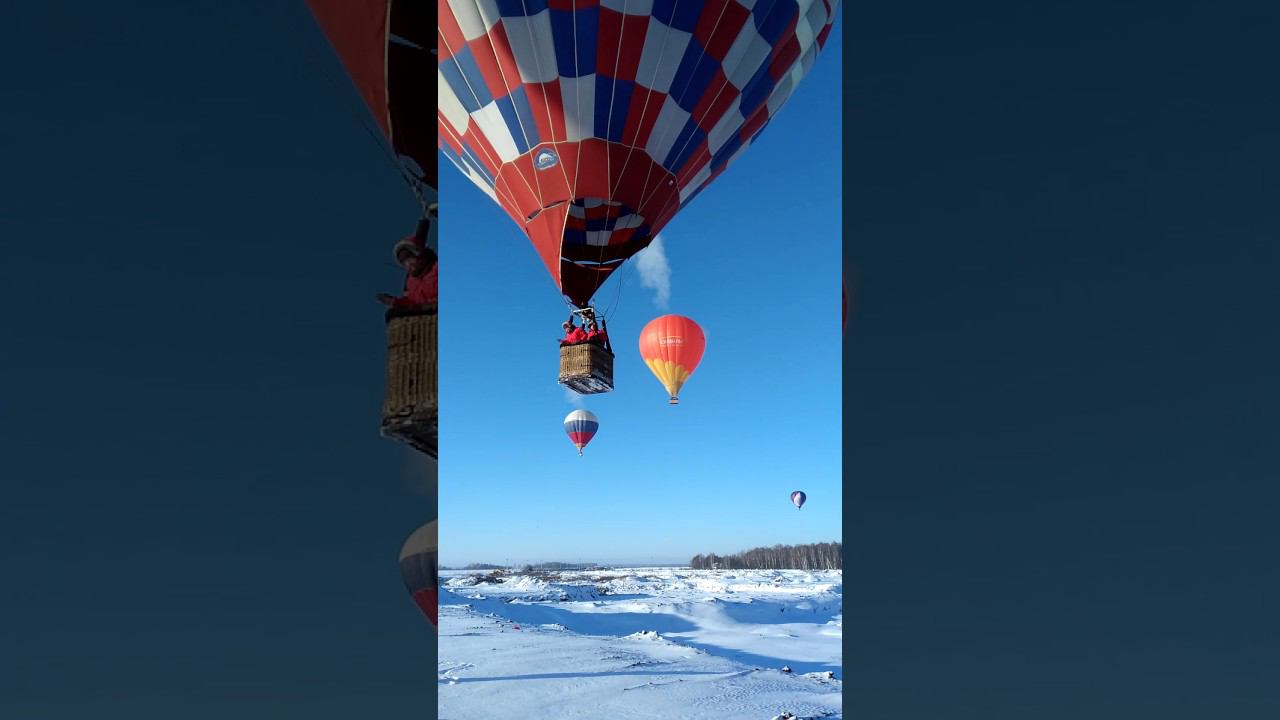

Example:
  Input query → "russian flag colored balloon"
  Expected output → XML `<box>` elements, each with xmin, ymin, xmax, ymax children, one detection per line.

<box><xmin>563</xmin><ymin>409</ymin><xmax>600</xmax><ymax>456</ymax></box>
<box><xmin>639</xmin><ymin>315</ymin><xmax>706</xmax><ymax>404</ymax></box>
<box><xmin>399</xmin><ymin>521</ymin><xmax>438</xmax><ymax>630</ymax></box>
<box><xmin>791</xmin><ymin>491</ymin><xmax>807</xmax><ymax>510</ymax></box>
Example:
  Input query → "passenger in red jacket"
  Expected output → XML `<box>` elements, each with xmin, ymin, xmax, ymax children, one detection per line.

<box><xmin>561</xmin><ymin>319</ymin><xmax>588</xmax><ymax>346</ymax></box>
<box><xmin>378</xmin><ymin>236</ymin><xmax>438</xmax><ymax>310</ymax></box>
<box><xmin>585</xmin><ymin>320</ymin><xmax>606</xmax><ymax>345</ymax></box>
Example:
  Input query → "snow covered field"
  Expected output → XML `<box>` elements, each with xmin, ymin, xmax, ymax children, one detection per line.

<box><xmin>438</xmin><ymin>567</ymin><xmax>842</xmax><ymax>720</ymax></box>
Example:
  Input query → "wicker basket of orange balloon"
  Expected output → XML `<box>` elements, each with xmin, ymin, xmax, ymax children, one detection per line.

<box><xmin>381</xmin><ymin>306</ymin><xmax>437</xmax><ymax>458</ymax></box>
<box><xmin>559</xmin><ymin>342</ymin><xmax>614</xmax><ymax>395</ymax></box>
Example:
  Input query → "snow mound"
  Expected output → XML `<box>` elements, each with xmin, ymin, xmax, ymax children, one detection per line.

<box><xmin>502</xmin><ymin>575</ymin><xmax>551</xmax><ymax>592</ymax></box>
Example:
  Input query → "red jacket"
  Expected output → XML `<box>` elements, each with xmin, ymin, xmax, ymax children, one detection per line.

<box><xmin>392</xmin><ymin>264</ymin><xmax>438</xmax><ymax>308</ymax></box>
<box><xmin>563</xmin><ymin>327</ymin><xmax>587</xmax><ymax>344</ymax></box>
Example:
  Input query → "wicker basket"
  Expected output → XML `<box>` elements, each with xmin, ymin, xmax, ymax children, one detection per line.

<box><xmin>558</xmin><ymin>342</ymin><xmax>614</xmax><ymax>395</ymax></box>
<box><xmin>381</xmin><ymin>308</ymin><xmax>438</xmax><ymax>458</ymax></box>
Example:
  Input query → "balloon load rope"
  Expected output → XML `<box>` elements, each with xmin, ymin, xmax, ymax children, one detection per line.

<box><xmin>412</xmin><ymin>203</ymin><xmax>439</xmax><ymax>253</ymax></box>
<box><xmin>413</xmin><ymin>217</ymin><xmax>430</xmax><ymax>245</ymax></box>
<box><xmin>403</xmin><ymin>174</ymin><xmax>435</xmax><ymax>219</ymax></box>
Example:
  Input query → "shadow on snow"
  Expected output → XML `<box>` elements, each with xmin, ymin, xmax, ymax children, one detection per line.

<box><xmin>441</xmin><ymin>589</ymin><xmax>841</xmax><ymax>678</ymax></box>
<box><xmin>441</xmin><ymin>670</ymin><xmax>727</xmax><ymax>684</ymax></box>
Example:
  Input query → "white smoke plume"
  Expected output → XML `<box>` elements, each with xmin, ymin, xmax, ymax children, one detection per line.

<box><xmin>634</xmin><ymin>234</ymin><xmax>672</xmax><ymax>310</ymax></box>
<box><xmin>564</xmin><ymin>387</ymin><xmax>585</xmax><ymax>407</ymax></box>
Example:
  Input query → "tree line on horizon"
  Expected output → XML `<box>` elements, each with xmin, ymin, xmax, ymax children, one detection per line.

<box><xmin>521</xmin><ymin>561</ymin><xmax>600</xmax><ymax>571</ymax></box>
<box><xmin>440</xmin><ymin>561</ymin><xmax>602</xmax><ymax>571</ymax></box>
<box><xmin>690</xmin><ymin>542</ymin><xmax>842</xmax><ymax>570</ymax></box>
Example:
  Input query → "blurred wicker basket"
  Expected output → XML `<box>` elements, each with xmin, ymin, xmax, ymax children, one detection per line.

<box><xmin>558</xmin><ymin>342</ymin><xmax>614</xmax><ymax>395</ymax></box>
<box><xmin>381</xmin><ymin>307</ymin><xmax>438</xmax><ymax>458</ymax></box>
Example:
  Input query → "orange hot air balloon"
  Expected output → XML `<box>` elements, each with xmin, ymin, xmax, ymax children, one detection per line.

<box><xmin>639</xmin><ymin>315</ymin><xmax>706</xmax><ymax>405</ymax></box>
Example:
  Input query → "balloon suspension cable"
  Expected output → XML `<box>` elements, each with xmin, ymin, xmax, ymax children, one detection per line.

<box><xmin>303</xmin><ymin>11</ymin><xmax>432</xmax><ymax>213</ymax></box>
<box><xmin>414</xmin><ymin>202</ymin><xmax>439</xmax><ymax>247</ymax></box>
<box><xmin>600</xmin><ymin>258</ymin><xmax>631</xmax><ymax>320</ymax></box>
<box><xmin>600</xmin><ymin>315</ymin><xmax>613</xmax><ymax>353</ymax></box>
<box><xmin>402</xmin><ymin>171</ymin><xmax>436</xmax><ymax>218</ymax></box>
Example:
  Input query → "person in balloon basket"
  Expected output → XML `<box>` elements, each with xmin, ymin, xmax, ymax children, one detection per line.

<box><xmin>377</xmin><ymin>235</ymin><xmax>437</xmax><ymax>313</ymax></box>
<box><xmin>585</xmin><ymin>320</ymin><xmax>611</xmax><ymax>352</ymax></box>
<box><xmin>560</xmin><ymin>318</ymin><xmax>587</xmax><ymax>346</ymax></box>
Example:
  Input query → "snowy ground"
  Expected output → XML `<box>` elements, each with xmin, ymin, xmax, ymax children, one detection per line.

<box><xmin>438</xmin><ymin>567</ymin><xmax>842</xmax><ymax>720</ymax></box>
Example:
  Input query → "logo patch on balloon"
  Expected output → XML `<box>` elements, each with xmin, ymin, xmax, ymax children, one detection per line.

<box><xmin>535</xmin><ymin>148</ymin><xmax>560</xmax><ymax>170</ymax></box>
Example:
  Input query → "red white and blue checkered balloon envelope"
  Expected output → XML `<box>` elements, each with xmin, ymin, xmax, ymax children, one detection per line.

<box><xmin>439</xmin><ymin>0</ymin><xmax>840</xmax><ymax>307</ymax></box>
<box><xmin>307</xmin><ymin>1</ymin><xmax>440</xmax><ymax>200</ymax></box>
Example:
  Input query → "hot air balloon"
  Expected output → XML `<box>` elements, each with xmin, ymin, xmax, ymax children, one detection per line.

<box><xmin>438</xmin><ymin>0</ymin><xmax>841</xmax><ymax>312</ymax></box>
<box><xmin>563</xmin><ymin>409</ymin><xmax>600</xmax><ymax>456</ymax></box>
<box><xmin>400</xmin><ymin>521</ymin><xmax>438</xmax><ymax>630</ymax></box>
<box><xmin>791</xmin><ymin>490</ymin><xmax>807</xmax><ymax>510</ymax></box>
<box><xmin>308</xmin><ymin>1</ymin><xmax>441</xmax><ymax>458</ymax></box>
<box><xmin>639</xmin><ymin>315</ymin><xmax>705</xmax><ymax>404</ymax></box>
<box><xmin>308</xmin><ymin>0</ymin><xmax>437</xmax><ymax>208</ymax></box>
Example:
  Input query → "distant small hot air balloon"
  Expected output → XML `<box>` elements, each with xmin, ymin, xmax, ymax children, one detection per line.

<box><xmin>791</xmin><ymin>491</ymin><xmax>807</xmax><ymax>510</ymax></box>
<box><xmin>399</xmin><ymin>521</ymin><xmax>438</xmax><ymax>630</ymax></box>
<box><xmin>563</xmin><ymin>409</ymin><xmax>599</xmax><ymax>456</ymax></box>
<box><xmin>639</xmin><ymin>315</ymin><xmax>706</xmax><ymax>404</ymax></box>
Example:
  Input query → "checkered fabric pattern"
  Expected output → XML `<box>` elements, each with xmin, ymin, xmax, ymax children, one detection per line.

<box><xmin>438</xmin><ymin>0</ymin><xmax>838</xmax><ymax>305</ymax></box>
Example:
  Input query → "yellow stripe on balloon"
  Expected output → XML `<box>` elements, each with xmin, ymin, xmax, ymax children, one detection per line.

<box><xmin>644</xmin><ymin>359</ymin><xmax>691</xmax><ymax>396</ymax></box>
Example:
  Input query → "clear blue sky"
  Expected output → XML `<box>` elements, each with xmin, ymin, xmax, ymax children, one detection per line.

<box><xmin>437</xmin><ymin>18</ymin><xmax>845</xmax><ymax>568</ymax></box>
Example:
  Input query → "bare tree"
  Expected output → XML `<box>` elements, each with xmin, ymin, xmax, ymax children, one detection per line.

<box><xmin>688</xmin><ymin>542</ymin><xmax>842</xmax><ymax>570</ymax></box>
